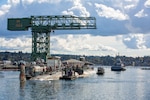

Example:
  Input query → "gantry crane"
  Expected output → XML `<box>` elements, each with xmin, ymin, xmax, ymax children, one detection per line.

<box><xmin>7</xmin><ymin>15</ymin><xmax>96</xmax><ymax>61</ymax></box>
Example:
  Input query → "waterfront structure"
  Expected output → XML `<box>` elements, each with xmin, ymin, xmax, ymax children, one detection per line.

<box><xmin>7</xmin><ymin>15</ymin><xmax>96</xmax><ymax>61</ymax></box>
<box><xmin>62</xmin><ymin>59</ymin><xmax>85</xmax><ymax>67</ymax></box>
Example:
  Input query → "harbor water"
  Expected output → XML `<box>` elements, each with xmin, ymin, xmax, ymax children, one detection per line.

<box><xmin>0</xmin><ymin>66</ymin><xmax>150</xmax><ymax>100</ymax></box>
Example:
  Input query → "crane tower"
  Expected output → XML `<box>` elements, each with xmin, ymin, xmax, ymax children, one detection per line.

<box><xmin>7</xmin><ymin>15</ymin><xmax>96</xmax><ymax>61</ymax></box>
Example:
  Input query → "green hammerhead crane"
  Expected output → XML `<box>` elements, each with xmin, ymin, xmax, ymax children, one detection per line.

<box><xmin>7</xmin><ymin>15</ymin><xmax>96</xmax><ymax>61</ymax></box>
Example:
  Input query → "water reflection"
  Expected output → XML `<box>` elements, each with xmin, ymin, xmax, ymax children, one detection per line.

<box><xmin>0</xmin><ymin>71</ymin><xmax>4</xmax><ymax>78</ymax></box>
<box><xmin>1</xmin><ymin>67</ymin><xmax>150</xmax><ymax>100</ymax></box>
<box><xmin>24</xmin><ymin>80</ymin><xmax>61</xmax><ymax>100</ymax></box>
<box><xmin>20</xmin><ymin>80</ymin><xmax>26</xmax><ymax>89</ymax></box>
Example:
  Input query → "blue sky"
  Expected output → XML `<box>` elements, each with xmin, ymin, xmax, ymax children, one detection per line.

<box><xmin>0</xmin><ymin>0</ymin><xmax>150</xmax><ymax>57</ymax></box>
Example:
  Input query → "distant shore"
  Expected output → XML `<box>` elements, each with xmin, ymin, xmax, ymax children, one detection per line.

<box><xmin>0</xmin><ymin>65</ymin><xmax>19</xmax><ymax>71</ymax></box>
<box><xmin>1</xmin><ymin>51</ymin><xmax>150</xmax><ymax>66</ymax></box>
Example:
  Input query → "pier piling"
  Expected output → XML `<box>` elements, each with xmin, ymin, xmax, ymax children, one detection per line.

<box><xmin>19</xmin><ymin>64</ymin><xmax>26</xmax><ymax>82</ymax></box>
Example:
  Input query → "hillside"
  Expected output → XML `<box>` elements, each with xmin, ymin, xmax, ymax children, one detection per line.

<box><xmin>0</xmin><ymin>52</ymin><xmax>150</xmax><ymax>66</ymax></box>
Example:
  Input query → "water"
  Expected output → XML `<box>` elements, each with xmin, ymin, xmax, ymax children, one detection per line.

<box><xmin>0</xmin><ymin>66</ymin><xmax>150</xmax><ymax>100</ymax></box>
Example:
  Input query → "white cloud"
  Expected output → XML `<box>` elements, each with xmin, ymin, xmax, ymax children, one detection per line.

<box><xmin>38</xmin><ymin>0</ymin><xmax>61</xmax><ymax>4</ymax></box>
<box><xmin>135</xmin><ymin>9</ymin><xmax>148</xmax><ymax>18</ymax></box>
<box><xmin>6</xmin><ymin>0</ymin><xmax>64</xmax><ymax>6</ymax></box>
<box><xmin>0</xmin><ymin>34</ymin><xmax>118</xmax><ymax>56</ymax></box>
<box><xmin>8</xmin><ymin>0</ymin><xmax>20</xmax><ymax>6</ymax></box>
<box><xmin>0</xmin><ymin>0</ymin><xmax>150</xmax><ymax>57</ymax></box>
<box><xmin>124</xmin><ymin>0</ymin><xmax>132</xmax><ymax>2</ymax></box>
<box><xmin>124</xmin><ymin>4</ymin><xmax>135</xmax><ymax>10</ymax></box>
<box><xmin>144</xmin><ymin>34</ymin><xmax>150</xmax><ymax>48</ymax></box>
<box><xmin>61</xmin><ymin>10</ymin><xmax>74</xmax><ymax>15</ymax></box>
<box><xmin>111</xmin><ymin>0</ymin><xmax>139</xmax><ymax>11</ymax></box>
<box><xmin>1</xmin><ymin>33</ymin><xmax>150</xmax><ymax>57</ymax></box>
<box><xmin>62</xmin><ymin>0</ymin><xmax>90</xmax><ymax>17</ymax></box>
<box><xmin>125</xmin><ymin>22</ymin><xmax>141</xmax><ymax>33</ymax></box>
<box><xmin>123</xmin><ymin>34</ymin><xmax>146</xmax><ymax>49</ymax></box>
<box><xmin>95</xmin><ymin>3</ymin><xmax>129</xmax><ymax>21</ymax></box>
<box><xmin>48</xmin><ymin>34</ymin><xmax>118</xmax><ymax>55</ymax></box>
<box><xmin>0</xmin><ymin>4</ymin><xmax>11</xmax><ymax>16</ymax></box>
<box><xmin>124</xmin><ymin>0</ymin><xmax>139</xmax><ymax>4</ymax></box>
<box><xmin>144</xmin><ymin>0</ymin><xmax>150</xmax><ymax>8</ymax></box>
<box><xmin>0</xmin><ymin>36</ymin><xmax>31</xmax><ymax>52</ymax></box>
<box><xmin>22</xmin><ymin>0</ymin><xmax>35</xmax><ymax>5</ymax></box>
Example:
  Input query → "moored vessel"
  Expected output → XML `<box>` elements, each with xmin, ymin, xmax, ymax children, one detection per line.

<box><xmin>111</xmin><ymin>58</ymin><xmax>126</xmax><ymax>71</ymax></box>
<box><xmin>24</xmin><ymin>56</ymin><xmax>95</xmax><ymax>80</ymax></box>
<box><xmin>96</xmin><ymin>67</ymin><xmax>104</xmax><ymax>75</ymax></box>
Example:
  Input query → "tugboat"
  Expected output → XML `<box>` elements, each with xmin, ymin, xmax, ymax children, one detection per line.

<box><xmin>111</xmin><ymin>58</ymin><xmax>126</xmax><ymax>71</ymax></box>
<box><xmin>96</xmin><ymin>67</ymin><xmax>105</xmax><ymax>75</ymax></box>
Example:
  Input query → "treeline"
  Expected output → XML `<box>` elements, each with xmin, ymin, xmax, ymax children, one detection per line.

<box><xmin>0</xmin><ymin>52</ymin><xmax>150</xmax><ymax>66</ymax></box>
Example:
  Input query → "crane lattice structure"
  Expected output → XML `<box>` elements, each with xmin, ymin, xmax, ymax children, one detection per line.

<box><xmin>8</xmin><ymin>15</ymin><xmax>96</xmax><ymax>61</ymax></box>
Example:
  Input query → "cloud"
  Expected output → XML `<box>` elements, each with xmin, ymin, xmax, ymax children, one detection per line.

<box><xmin>0</xmin><ymin>4</ymin><xmax>11</xmax><ymax>16</ymax></box>
<box><xmin>144</xmin><ymin>0</ymin><xmax>150</xmax><ymax>8</ymax></box>
<box><xmin>0</xmin><ymin>34</ymin><xmax>118</xmax><ymax>56</ymax></box>
<box><xmin>144</xmin><ymin>34</ymin><xmax>150</xmax><ymax>48</ymax></box>
<box><xmin>125</xmin><ymin>22</ymin><xmax>141</xmax><ymax>33</ymax></box>
<box><xmin>38</xmin><ymin>0</ymin><xmax>61</xmax><ymax>4</ymax></box>
<box><xmin>8</xmin><ymin>0</ymin><xmax>20</xmax><ymax>6</ymax></box>
<box><xmin>0</xmin><ymin>0</ymin><xmax>149</xmax><ymax>37</ymax></box>
<box><xmin>135</xmin><ymin>9</ymin><xmax>148</xmax><ymax>18</ymax></box>
<box><xmin>61</xmin><ymin>10</ymin><xmax>74</xmax><ymax>15</ymax></box>
<box><xmin>124</xmin><ymin>4</ymin><xmax>136</xmax><ymax>10</ymax></box>
<box><xmin>1</xmin><ymin>33</ymin><xmax>150</xmax><ymax>57</ymax></box>
<box><xmin>50</xmin><ymin>34</ymin><xmax>118</xmax><ymax>55</ymax></box>
<box><xmin>122</xmin><ymin>34</ymin><xmax>146</xmax><ymax>49</ymax></box>
<box><xmin>62</xmin><ymin>0</ymin><xmax>90</xmax><ymax>17</ymax></box>
<box><xmin>12</xmin><ymin>0</ymin><xmax>62</xmax><ymax>5</ymax></box>
<box><xmin>95</xmin><ymin>3</ymin><xmax>129</xmax><ymax>21</ymax></box>
<box><xmin>109</xmin><ymin>0</ymin><xmax>139</xmax><ymax>11</ymax></box>
<box><xmin>0</xmin><ymin>0</ymin><xmax>150</xmax><ymax>38</ymax></box>
<box><xmin>0</xmin><ymin>36</ymin><xmax>31</xmax><ymax>52</ymax></box>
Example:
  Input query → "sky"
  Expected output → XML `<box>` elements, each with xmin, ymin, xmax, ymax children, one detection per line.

<box><xmin>0</xmin><ymin>0</ymin><xmax>150</xmax><ymax>57</ymax></box>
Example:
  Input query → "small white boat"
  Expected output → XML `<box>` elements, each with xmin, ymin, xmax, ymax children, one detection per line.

<box><xmin>111</xmin><ymin>58</ymin><xmax>126</xmax><ymax>71</ymax></box>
